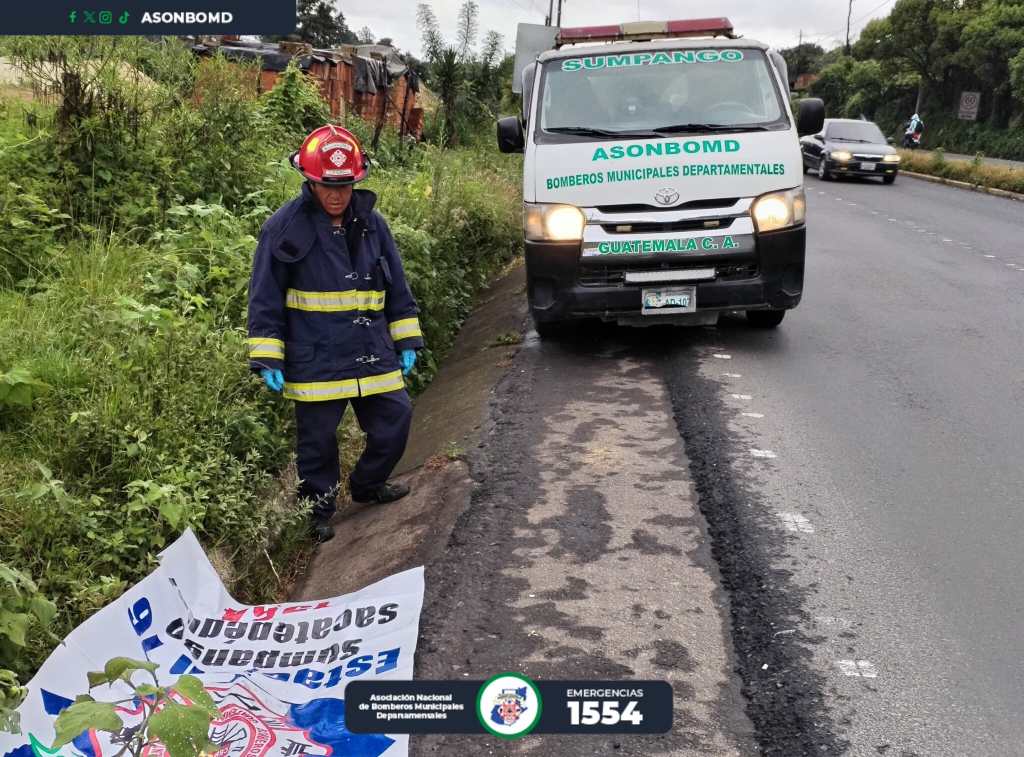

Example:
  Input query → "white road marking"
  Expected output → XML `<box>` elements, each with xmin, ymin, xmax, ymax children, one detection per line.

<box><xmin>1006</xmin><ymin>263</ymin><xmax>1017</xmax><ymax>268</ymax></box>
<box><xmin>713</xmin><ymin>354</ymin><xmax>732</xmax><ymax>360</ymax></box>
<box><xmin>729</xmin><ymin>393</ymin><xmax>753</xmax><ymax>400</ymax></box>
<box><xmin>835</xmin><ymin>197</ymin><xmax>843</xmax><ymax>201</ymax></box>
<box><xmin>942</xmin><ymin>238</ymin><xmax>953</xmax><ymax>243</ymax></box>
<box><xmin>871</xmin><ymin>211</ymin><xmax>879</xmax><ymax>215</ymax></box>
<box><xmin>838</xmin><ymin>659</ymin><xmax>879</xmax><ymax>678</ymax></box>
<box><xmin>847</xmin><ymin>202</ymin><xmax>857</xmax><ymax>206</ymax></box>
<box><xmin>888</xmin><ymin>218</ymin><xmax>898</xmax><ymax>222</ymax></box>
<box><xmin>722</xmin><ymin>372</ymin><xmax>742</xmax><ymax>378</ymax></box>
<box><xmin>917</xmin><ymin>229</ymin><xmax>927</xmax><ymax>233</ymax></box>
<box><xmin>750</xmin><ymin>449</ymin><xmax>777</xmax><ymax>459</ymax></box>
<box><xmin>741</xmin><ymin>412</ymin><xmax>765</xmax><ymax>419</ymax></box>
<box><xmin>778</xmin><ymin>512</ymin><xmax>814</xmax><ymax>533</ymax></box>
<box><xmin>985</xmin><ymin>255</ymin><xmax>997</xmax><ymax>259</ymax></box>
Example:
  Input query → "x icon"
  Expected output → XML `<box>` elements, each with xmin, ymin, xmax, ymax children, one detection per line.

<box><xmin>83</xmin><ymin>10</ymin><xmax>96</xmax><ymax>22</ymax></box>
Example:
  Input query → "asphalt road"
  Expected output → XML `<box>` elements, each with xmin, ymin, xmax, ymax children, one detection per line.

<box><xmin>414</xmin><ymin>172</ymin><xmax>1024</xmax><ymax>755</ymax></box>
<box><xmin>665</xmin><ymin>172</ymin><xmax>1024</xmax><ymax>755</ymax></box>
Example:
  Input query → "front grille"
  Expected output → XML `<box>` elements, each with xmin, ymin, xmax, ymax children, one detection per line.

<box><xmin>596</xmin><ymin>197</ymin><xmax>740</xmax><ymax>213</ymax></box>
<box><xmin>851</xmin><ymin>153</ymin><xmax>885</xmax><ymax>161</ymax></box>
<box><xmin>600</xmin><ymin>217</ymin><xmax>737</xmax><ymax>235</ymax></box>
<box><xmin>578</xmin><ymin>262</ymin><xmax>758</xmax><ymax>287</ymax></box>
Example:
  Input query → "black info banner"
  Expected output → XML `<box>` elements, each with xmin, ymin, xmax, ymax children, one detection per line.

<box><xmin>2</xmin><ymin>1</ymin><xmax>295</xmax><ymax>35</ymax></box>
<box><xmin>345</xmin><ymin>677</ymin><xmax>673</xmax><ymax>738</ymax></box>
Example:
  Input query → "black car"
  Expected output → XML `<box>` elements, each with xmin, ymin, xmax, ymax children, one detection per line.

<box><xmin>800</xmin><ymin>118</ymin><xmax>901</xmax><ymax>184</ymax></box>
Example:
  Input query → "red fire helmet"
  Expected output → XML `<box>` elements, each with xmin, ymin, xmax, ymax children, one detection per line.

<box><xmin>290</xmin><ymin>124</ymin><xmax>370</xmax><ymax>185</ymax></box>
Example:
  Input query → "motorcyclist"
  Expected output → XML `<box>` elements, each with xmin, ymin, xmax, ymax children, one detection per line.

<box><xmin>903</xmin><ymin>113</ymin><xmax>924</xmax><ymax>148</ymax></box>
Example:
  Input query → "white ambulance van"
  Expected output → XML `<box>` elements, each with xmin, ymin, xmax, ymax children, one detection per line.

<box><xmin>497</xmin><ymin>18</ymin><xmax>824</xmax><ymax>335</ymax></box>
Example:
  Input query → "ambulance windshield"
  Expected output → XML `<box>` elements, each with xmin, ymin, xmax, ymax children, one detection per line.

<box><xmin>538</xmin><ymin>48</ymin><xmax>787</xmax><ymax>138</ymax></box>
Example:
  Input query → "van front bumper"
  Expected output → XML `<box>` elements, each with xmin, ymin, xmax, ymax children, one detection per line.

<box><xmin>525</xmin><ymin>226</ymin><xmax>805</xmax><ymax>324</ymax></box>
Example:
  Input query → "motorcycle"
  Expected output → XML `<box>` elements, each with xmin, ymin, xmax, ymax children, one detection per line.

<box><xmin>901</xmin><ymin>123</ymin><xmax>924</xmax><ymax>149</ymax></box>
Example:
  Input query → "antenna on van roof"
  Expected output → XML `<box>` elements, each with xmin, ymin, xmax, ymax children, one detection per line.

<box><xmin>555</xmin><ymin>18</ymin><xmax>736</xmax><ymax>47</ymax></box>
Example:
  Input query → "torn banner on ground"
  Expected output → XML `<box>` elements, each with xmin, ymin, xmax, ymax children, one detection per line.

<box><xmin>0</xmin><ymin>529</ymin><xmax>424</xmax><ymax>757</ymax></box>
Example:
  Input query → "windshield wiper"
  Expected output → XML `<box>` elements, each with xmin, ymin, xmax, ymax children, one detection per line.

<box><xmin>652</xmin><ymin>123</ymin><xmax>772</xmax><ymax>134</ymax></box>
<box><xmin>834</xmin><ymin>137</ymin><xmax>873</xmax><ymax>143</ymax></box>
<box><xmin>547</xmin><ymin>126</ymin><xmax>659</xmax><ymax>138</ymax></box>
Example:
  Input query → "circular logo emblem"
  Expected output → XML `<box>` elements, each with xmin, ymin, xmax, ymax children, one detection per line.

<box><xmin>328</xmin><ymin>149</ymin><xmax>348</xmax><ymax>167</ymax></box>
<box><xmin>476</xmin><ymin>672</ymin><xmax>542</xmax><ymax>739</ymax></box>
<box><xmin>654</xmin><ymin>188</ymin><xmax>680</xmax><ymax>206</ymax></box>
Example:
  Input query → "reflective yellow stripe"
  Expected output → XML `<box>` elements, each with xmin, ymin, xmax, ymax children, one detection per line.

<box><xmin>358</xmin><ymin>369</ymin><xmax>405</xmax><ymax>397</ymax></box>
<box><xmin>285</xmin><ymin>289</ymin><xmax>386</xmax><ymax>312</ymax></box>
<box><xmin>389</xmin><ymin>317</ymin><xmax>422</xmax><ymax>341</ymax></box>
<box><xmin>283</xmin><ymin>379</ymin><xmax>360</xmax><ymax>402</ymax></box>
<box><xmin>283</xmin><ymin>370</ymin><xmax>405</xmax><ymax>401</ymax></box>
<box><xmin>248</xmin><ymin>337</ymin><xmax>284</xmax><ymax>360</ymax></box>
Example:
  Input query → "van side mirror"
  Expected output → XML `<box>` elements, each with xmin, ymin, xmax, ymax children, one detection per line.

<box><xmin>497</xmin><ymin>116</ymin><xmax>525</xmax><ymax>154</ymax></box>
<box><xmin>796</xmin><ymin>98</ymin><xmax>825</xmax><ymax>137</ymax></box>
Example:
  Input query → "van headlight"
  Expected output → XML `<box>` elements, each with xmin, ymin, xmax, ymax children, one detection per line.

<box><xmin>751</xmin><ymin>188</ymin><xmax>806</xmax><ymax>233</ymax></box>
<box><xmin>525</xmin><ymin>203</ymin><xmax>586</xmax><ymax>242</ymax></box>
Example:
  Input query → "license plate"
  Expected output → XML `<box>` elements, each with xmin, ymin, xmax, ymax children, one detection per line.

<box><xmin>860</xmin><ymin>161</ymin><xmax>877</xmax><ymax>171</ymax></box>
<box><xmin>642</xmin><ymin>286</ymin><xmax>696</xmax><ymax>315</ymax></box>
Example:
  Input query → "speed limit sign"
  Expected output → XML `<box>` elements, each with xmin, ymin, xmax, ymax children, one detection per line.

<box><xmin>959</xmin><ymin>91</ymin><xmax>980</xmax><ymax>121</ymax></box>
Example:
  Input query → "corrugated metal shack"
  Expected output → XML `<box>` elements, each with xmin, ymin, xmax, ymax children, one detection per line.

<box><xmin>192</xmin><ymin>37</ymin><xmax>424</xmax><ymax>139</ymax></box>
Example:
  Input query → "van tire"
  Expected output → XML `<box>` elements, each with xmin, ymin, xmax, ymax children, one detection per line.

<box><xmin>746</xmin><ymin>309</ymin><xmax>786</xmax><ymax>328</ymax></box>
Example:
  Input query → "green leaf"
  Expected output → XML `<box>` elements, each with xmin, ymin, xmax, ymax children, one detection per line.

<box><xmin>149</xmin><ymin>701</ymin><xmax>216</xmax><ymax>757</ymax></box>
<box><xmin>86</xmin><ymin>670</ymin><xmax>109</xmax><ymax>688</ymax></box>
<box><xmin>172</xmin><ymin>675</ymin><xmax>219</xmax><ymax>718</ymax></box>
<box><xmin>29</xmin><ymin>595</ymin><xmax>57</xmax><ymax>627</ymax></box>
<box><xmin>135</xmin><ymin>683</ymin><xmax>160</xmax><ymax>697</ymax></box>
<box><xmin>52</xmin><ymin>701</ymin><xmax>121</xmax><ymax>747</ymax></box>
<box><xmin>0</xmin><ymin>612</ymin><xmax>31</xmax><ymax>647</ymax></box>
<box><xmin>159</xmin><ymin>498</ymin><xmax>185</xmax><ymax>528</ymax></box>
<box><xmin>103</xmin><ymin>656</ymin><xmax>159</xmax><ymax>685</ymax></box>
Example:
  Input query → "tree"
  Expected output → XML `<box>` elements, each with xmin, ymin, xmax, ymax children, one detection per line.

<box><xmin>358</xmin><ymin>26</ymin><xmax>375</xmax><ymax>44</ymax></box>
<box><xmin>851</xmin><ymin>17</ymin><xmax>893</xmax><ymax>61</ymax></box>
<box><xmin>417</xmin><ymin>4</ymin><xmax>444</xmax><ymax>60</ymax></box>
<box><xmin>877</xmin><ymin>0</ymin><xmax>958</xmax><ymax>112</ymax></box>
<box><xmin>1011</xmin><ymin>47</ymin><xmax>1024</xmax><ymax>107</ymax></box>
<box><xmin>958</xmin><ymin>0</ymin><xmax>1024</xmax><ymax>125</ymax></box>
<box><xmin>415</xmin><ymin>1</ymin><xmax>506</xmax><ymax>145</ymax></box>
<box><xmin>779</xmin><ymin>41</ymin><xmax>825</xmax><ymax>81</ymax></box>
<box><xmin>263</xmin><ymin>0</ymin><xmax>358</xmax><ymax>47</ymax></box>
<box><xmin>456</xmin><ymin>1</ymin><xmax>480</xmax><ymax>60</ymax></box>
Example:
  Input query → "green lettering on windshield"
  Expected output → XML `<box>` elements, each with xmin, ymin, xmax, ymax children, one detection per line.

<box><xmin>562</xmin><ymin>49</ymin><xmax>744</xmax><ymax>71</ymax></box>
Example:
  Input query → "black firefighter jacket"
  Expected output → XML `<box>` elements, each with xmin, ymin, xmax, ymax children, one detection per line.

<box><xmin>246</xmin><ymin>184</ymin><xmax>424</xmax><ymax>402</ymax></box>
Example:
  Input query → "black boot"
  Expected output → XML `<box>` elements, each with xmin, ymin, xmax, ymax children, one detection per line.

<box><xmin>309</xmin><ymin>514</ymin><xmax>335</xmax><ymax>543</ymax></box>
<box><xmin>351</xmin><ymin>481</ymin><xmax>411</xmax><ymax>505</ymax></box>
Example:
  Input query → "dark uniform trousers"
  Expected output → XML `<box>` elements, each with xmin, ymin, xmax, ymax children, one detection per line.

<box><xmin>295</xmin><ymin>389</ymin><xmax>413</xmax><ymax>518</ymax></box>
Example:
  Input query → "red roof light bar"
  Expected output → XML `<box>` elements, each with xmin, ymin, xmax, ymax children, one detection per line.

<box><xmin>556</xmin><ymin>18</ymin><xmax>735</xmax><ymax>47</ymax></box>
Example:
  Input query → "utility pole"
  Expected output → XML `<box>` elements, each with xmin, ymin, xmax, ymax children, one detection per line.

<box><xmin>556</xmin><ymin>0</ymin><xmax>564</xmax><ymax>27</ymax></box>
<box><xmin>845</xmin><ymin>0</ymin><xmax>853</xmax><ymax>55</ymax></box>
<box><xmin>797</xmin><ymin>29</ymin><xmax>803</xmax><ymax>79</ymax></box>
<box><xmin>546</xmin><ymin>0</ymin><xmax>553</xmax><ymax>26</ymax></box>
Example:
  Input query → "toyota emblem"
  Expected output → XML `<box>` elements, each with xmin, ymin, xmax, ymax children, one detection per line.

<box><xmin>654</xmin><ymin>188</ymin><xmax>680</xmax><ymax>206</ymax></box>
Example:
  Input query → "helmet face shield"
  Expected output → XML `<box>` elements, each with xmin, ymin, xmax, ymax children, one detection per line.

<box><xmin>292</xmin><ymin>125</ymin><xmax>370</xmax><ymax>185</ymax></box>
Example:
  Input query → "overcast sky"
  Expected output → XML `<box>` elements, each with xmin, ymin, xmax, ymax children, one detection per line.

<box><xmin>339</xmin><ymin>0</ymin><xmax>898</xmax><ymax>58</ymax></box>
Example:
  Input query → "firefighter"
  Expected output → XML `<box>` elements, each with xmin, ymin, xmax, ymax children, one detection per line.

<box><xmin>247</xmin><ymin>125</ymin><xmax>423</xmax><ymax>543</ymax></box>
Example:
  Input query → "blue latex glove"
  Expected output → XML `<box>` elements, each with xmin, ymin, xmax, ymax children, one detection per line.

<box><xmin>260</xmin><ymin>368</ymin><xmax>284</xmax><ymax>393</ymax></box>
<box><xmin>400</xmin><ymin>349</ymin><xmax>417</xmax><ymax>376</ymax></box>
